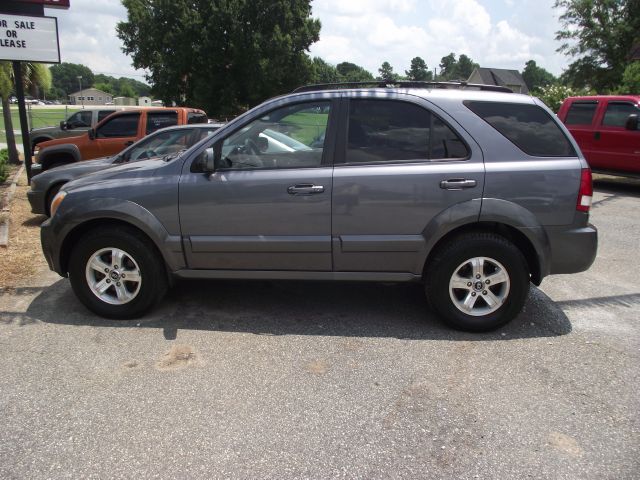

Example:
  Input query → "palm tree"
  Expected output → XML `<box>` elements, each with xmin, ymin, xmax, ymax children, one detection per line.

<box><xmin>0</xmin><ymin>62</ymin><xmax>52</xmax><ymax>165</ymax></box>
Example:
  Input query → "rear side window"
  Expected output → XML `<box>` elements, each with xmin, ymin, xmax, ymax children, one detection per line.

<box><xmin>187</xmin><ymin>112</ymin><xmax>208</xmax><ymax>124</ymax></box>
<box><xmin>565</xmin><ymin>102</ymin><xmax>597</xmax><ymax>125</ymax></box>
<box><xmin>146</xmin><ymin>111</ymin><xmax>179</xmax><ymax>134</ymax></box>
<box><xmin>465</xmin><ymin>101</ymin><xmax>576</xmax><ymax>157</ymax></box>
<box><xmin>96</xmin><ymin>113</ymin><xmax>140</xmax><ymax>138</ymax></box>
<box><xmin>346</xmin><ymin>99</ymin><xmax>468</xmax><ymax>164</ymax></box>
<box><xmin>602</xmin><ymin>102</ymin><xmax>640</xmax><ymax>127</ymax></box>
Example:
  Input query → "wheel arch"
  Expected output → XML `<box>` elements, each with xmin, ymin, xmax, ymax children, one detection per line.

<box><xmin>38</xmin><ymin>144</ymin><xmax>81</xmax><ymax>170</ymax></box>
<box><xmin>56</xmin><ymin>200</ymin><xmax>185</xmax><ymax>278</ymax></box>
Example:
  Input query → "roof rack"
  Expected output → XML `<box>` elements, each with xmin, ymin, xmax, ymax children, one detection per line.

<box><xmin>293</xmin><ymin>81</ymin><xmax>513</xmax><ymax>94</ymax></box>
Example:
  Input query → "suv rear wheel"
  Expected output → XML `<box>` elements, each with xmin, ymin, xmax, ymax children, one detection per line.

<box><xmin>425</xmin><ymin>233</ymin><xmax>530</xmax><ymax>331</ymax></box>
<box><xmin>68</xmin><ymin>227</ymin><xmax>168</xmax><ymax>319</ymax></box>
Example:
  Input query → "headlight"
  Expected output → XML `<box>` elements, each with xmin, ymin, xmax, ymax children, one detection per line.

<box><xmin>49</xmin><ymin>191</ymin><xmax>67</xmax><ymax>217</ymax></box>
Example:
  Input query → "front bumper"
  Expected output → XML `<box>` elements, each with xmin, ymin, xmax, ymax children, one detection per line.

<box><xmin>40</xmin><ymin>218</ymin><xmax>65</xmax><ymax>276</ymax></box>
<box><xmin>27</xmin><ymin>188</ymin><xmax>46</xmax><ymax>215</ymax></box>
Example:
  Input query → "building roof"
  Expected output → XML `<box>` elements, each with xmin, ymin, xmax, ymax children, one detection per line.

<box><xmin>469</xmin><ymin>68</ymin><xmax>529</xmax><ymax>94</ymax></box>
<box><xmin>68</xmin><ymin>87</ymin><xmax>112</xmax><ymax>97</ymax></box>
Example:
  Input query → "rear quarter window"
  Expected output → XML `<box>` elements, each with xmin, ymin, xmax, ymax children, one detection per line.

<box><xmin>465</xmin><ymin>101</ymin><xmax>576</xmax><ymax>157</ymax></box>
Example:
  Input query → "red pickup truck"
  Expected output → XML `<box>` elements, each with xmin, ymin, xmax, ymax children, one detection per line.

<box><xmin>557</xmin><ymin>95</ymin><xmax>640</xmax><ymax>176</ymax></box>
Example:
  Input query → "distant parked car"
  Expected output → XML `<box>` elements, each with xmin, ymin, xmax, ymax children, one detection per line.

<box><xmin>558</xmin><ymin>95</ymin><xmax>640</xmax><ymax>177</ymax></box>
<box><xmin>29</xmin><ymin>123</ymin><xmax>222</xmax><ymax>216</ymax></box>
<box><xmin>33</xmin><ymin>107</ymin><xmax>208</xmax><ymax>174</ymax></box>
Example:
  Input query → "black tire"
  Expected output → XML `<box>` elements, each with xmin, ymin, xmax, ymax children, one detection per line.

<box><xmin>45</xmin><ymin>182</ymin><xmax>64</xmax><ymax>217</ymax></box>
<box><xmin>425</xmin><ymin>233</ymin><xmax>530</xmax><ymax>332</ymax></box>
<box><xmin>68</xmin><ymin>226</ymin><xmax>168</xmax><ymax>319</ymax></box>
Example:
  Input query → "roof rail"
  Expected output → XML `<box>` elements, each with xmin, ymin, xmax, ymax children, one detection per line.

<box><xmin>292</xmin><ymin>81</ymin><xmax>513</xmax><ymax>94</ymax></box>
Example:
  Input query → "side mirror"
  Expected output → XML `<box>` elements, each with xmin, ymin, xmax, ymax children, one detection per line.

<box><xmin>625</xmin><ymin>114</ymin><xmax>639</xmax><ymax>131</ymax></box>
<box><xmin>257</xmin><ymin>136</ymin><xmax>268</xmax><ymax>152</ymax></box>
<box><xmin>88</xmin><ymin>128</ymin><xmax>96</xmax><ymax>140</ymax></box>
<box><xmin>197</xmin><ymin>147</ymin><xmax>215</xmax><ymax>173</ymax></box>
<box><xmin>60</xmin><ymin>121</ymin><xmax>67</xmax><ymax>130</ymax></box>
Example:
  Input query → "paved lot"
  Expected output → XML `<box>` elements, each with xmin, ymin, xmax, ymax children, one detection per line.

<box><xmin>0</xmin><ymin>176</ymin><xmax>638</xmax><ymax>479</ymax></box>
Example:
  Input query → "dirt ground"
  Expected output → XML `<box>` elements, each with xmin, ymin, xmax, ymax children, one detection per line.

<box><xmin>0</xmin><ymin>168</ymin><xmax>49</xmax><ymax>287</ymax></box>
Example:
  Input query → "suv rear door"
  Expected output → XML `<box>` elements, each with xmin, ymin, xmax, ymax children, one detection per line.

<box><xmin>331</xmin><ymin>92</ymin><xmax>484</xmax><ymax>273</ymax></box>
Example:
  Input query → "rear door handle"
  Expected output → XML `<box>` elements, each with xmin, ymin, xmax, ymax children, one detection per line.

<box><xmin>124</xmin><ymin>141</ymin><xmax>135</xmax><ymax>146</ymax></box>
<box><xmin>440</xmin><ymin>179</ymin><xmax>477</xmax><ymax>190</ymax></box>
<box><xmin>287</xmin><ymin>184</ymin><xmax>325</xmax><ymax>195</ymax></box>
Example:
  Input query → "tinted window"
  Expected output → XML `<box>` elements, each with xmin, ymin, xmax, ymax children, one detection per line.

<box><xmin>98</xmin><ymin>110</ymin><xmax>114</xmax><ymax>122</ymax></box>
<box><xmin>565</xmin><ymin>102</ymin><xmax>597</xmax><ymax>125</ymax></box>
<box><xmin>218</xmin><ymin>101</ymin><xmax>330</xmax><ymax>170</ymax></box>
<box><xmin>124</xmin><ymin>128</ymin><xmax>195</xmax><ymax>162</ymax></box>
<box><xmin>602</xmin><ymin>102</ymin><xmax>640</xmax><ymax>127</ymax></box>
<box><xmin>96</xmin><ymin>113</ymin><xmax>140</xmax><ymax>138</ymax></box>
<box><xmin>346</xmin><ymin>100</ymin><xmax>467</xmax><ymax>164</ymax></box>
<box><xmin>68</xmin><ymin>111</ymin><xmax>91</xmax><ymax>127</ymax></box>
<box><xmin>465</xmin><ymin>101</ymin><xmax>576</xmax><ymax>157</ymax></box>
<box><xmin>187</xmin><ymin>112</ymin><xmax>208</xmax><ymax>124</ymax></box>
<box><xmin>146</xmin><ymin>111</ymin><xmax>178</xmax><ymax>134</ymax></box>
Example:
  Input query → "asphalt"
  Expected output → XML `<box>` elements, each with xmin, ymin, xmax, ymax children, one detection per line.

<box><xmin>0</xmin><ymin>175</ymin><xmax>638</xmax><ymax>479</ymax></box>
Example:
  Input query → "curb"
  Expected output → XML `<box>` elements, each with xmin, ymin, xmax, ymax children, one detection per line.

<box><xmin>0</xmin><ymin>163</ymin><xmax>26</xmax><ymax>247</ymax></box>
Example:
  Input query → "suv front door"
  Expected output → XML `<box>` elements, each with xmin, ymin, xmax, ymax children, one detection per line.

<box><xmin>179</xmin><ymin>99</ymin><xmax>337</xmax><ymax>271</ymax></box>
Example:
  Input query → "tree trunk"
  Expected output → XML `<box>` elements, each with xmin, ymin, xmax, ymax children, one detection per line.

<box><xmin>1</xmin><ymin>96</ymin><xmax>20</xmax><ymax>164</ymax></box>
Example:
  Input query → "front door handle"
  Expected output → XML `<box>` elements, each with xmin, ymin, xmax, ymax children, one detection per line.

<box><xmin>440</xmin><ymin>179</ymin><xmax>477</xmax><ymax>190</ymax></box>
<box><xmin>594</xmin><ymin>131</ymin><xmax>601</xmax><ymax>141</ymax></box>
<box><xmin>287</xmin><ymin>184</ymin><xmax>325</xmax><ymax>195</ymax></box>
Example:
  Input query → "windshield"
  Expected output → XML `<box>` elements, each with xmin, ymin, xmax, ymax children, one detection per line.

<box><xmin>116</xmin><ymin>127</ymin><xmax>218</xmax><ymax>163</ymax></box>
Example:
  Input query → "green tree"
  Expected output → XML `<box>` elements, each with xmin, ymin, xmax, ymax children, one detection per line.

<box><xmin>438</xmin><ymin>53</ymin><xmax>457</xmax><ymax>80</ymax></box>
<box><xmin>310</xmin><ymin>57</ymin><xmax>340</xmax><ymax>83</ymax></box>
<box><xmin>50</xmin><ymin>62</ymin><xmax>94</xmax><ymax>98</ymax></box>
<box><xmin>118</xmin><ymin>83</ymin><xmax>136</xmax><ymax>98</ymax></box>
<box><xmin>405</xmin><ymin>56</ymin><xmax>432</xmax><ymax>81</ymax></box>
<box><xmin>554</xmin><ymin>0</ymin><xmax>640</xmax><ymax>91</ymax></box>
<box><xmin>118</xmin><ymin>0</ymin><xmax>321</xmax><ymax>117</ymax></box>
<box><xmin>456</xmin><ymin>54</ymin><xmax>478</xmax><ymax>80</ymax></box>
<box><xmin>377</xmin><ymin>61</ymin><xmax>398</xmax><ymax>81</ymax></box>
<box><xmin>335</xmin><ymin>62</ymin><xmax>374</xmax><ymax>82</ymax></box>
<box><xmin>0</xmin><ymin>62</ymin><xmax>51</xmax><ymax>164</ymax></box>
<box><xmin>535</xmin><ymin>83</ymin><xmax>594</xmax><ymax>112</ymax></box>
<box><xmin>522</xmin><ymin>60</ymin><xmax>556</xmax><ymax>90</ymax></box>
<box><xmin>619</xmin><ymin>61</ymin><xmax>640</xmax><ymax>92</ymax></box>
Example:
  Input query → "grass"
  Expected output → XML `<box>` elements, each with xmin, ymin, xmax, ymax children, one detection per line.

<box><xmin>1</xmin><ymin>106</ymin><xmax>82</xmax><ymax>146</ymax></box>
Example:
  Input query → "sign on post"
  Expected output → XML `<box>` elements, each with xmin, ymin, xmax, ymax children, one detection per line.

<box><xmin>0</xmin><ymin>14</ymin><xmax>60</xmax><ymax>63</ymax></box>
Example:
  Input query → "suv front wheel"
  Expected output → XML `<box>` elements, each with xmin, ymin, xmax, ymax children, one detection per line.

<box><xmin>69</xmin><ymin>227</ymin><xmax>168</xmax><ymax>319</ymax></box>
<box><xmin>425</xmin><ymin>233</ymin><xmax>530</xmax><ymax>331</ymax></box>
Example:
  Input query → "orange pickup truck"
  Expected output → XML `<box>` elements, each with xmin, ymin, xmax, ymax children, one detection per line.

<box><xmin>32</xmin><ymin>107</ymin><xmax>207</xmax><ymax>174</ymax></box>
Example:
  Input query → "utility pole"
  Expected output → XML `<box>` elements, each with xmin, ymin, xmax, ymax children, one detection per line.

<box><xmin>77</xmin><ymin>75</ymin><xmax>83</xmax><ymax>108</ymax></box>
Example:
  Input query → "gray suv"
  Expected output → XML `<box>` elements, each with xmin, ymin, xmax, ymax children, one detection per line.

<box><xmin>40</xmin><ymin>82</ymin><xmax>598</xmax><ymax>331</ymax></box>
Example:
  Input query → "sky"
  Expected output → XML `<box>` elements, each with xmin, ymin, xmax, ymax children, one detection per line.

<box><xmin>48</xmin><ymin>0</ymin><xmax>570</xmax><ymax>83</ymax></box>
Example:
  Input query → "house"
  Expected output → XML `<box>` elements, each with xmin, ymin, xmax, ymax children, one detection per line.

<box><xmin>114</xmin><ymin>96</ymin><xmax>136</xmax><ymax>106</ymax></box>
<box><xmin>467</xmin><ymin>67</ymin><xmax>529</xmax><ymax>94</ymax></box>
<box><xmin>138</xmin><ymin>96</ymin><xmax>152</xmax><ymax>106</ymax></box>
<box><xmin>68</xmin><ymin>88</ymin><xmax>113</xmax><ymax>105</ymax></box>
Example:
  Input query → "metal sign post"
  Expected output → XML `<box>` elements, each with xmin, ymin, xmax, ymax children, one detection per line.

<box><xmin>0</xmin><ymin>1</ymin><xmax>67</xmax><ymax>179</ymax></box>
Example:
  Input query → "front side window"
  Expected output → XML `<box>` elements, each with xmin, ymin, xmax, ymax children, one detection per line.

<box><xmin>465</xmin><ymin>101</ymin><xmax>576</xmax><ymax>157</ymax></box>
<box><xmin>218</xmin><ymin>101</ymin><xmax>331</xmax><ymax>170</ymax></box>
<box><xmin>565</xmin><ymin>101</ymin><xmax>598</xmax><ymax>125</ymax></box>
<box><xmin>124</xmin><ymin>128</ymin><xmax>195</xmax><ymax>162</ymax></box>
<box><xmin>98</xmin><ymin>110</ymin><xmax>114</xmax><ymax>122</ymax></box>
<box><xmin>602</xmin><ymin>102</ymin><xmax>640</xmax><ymax>127</ymax></box>
<box><xmin>146</xmin><ymin>111</ymin><xmax>179</xmax><ymax>134</ymax></box>
<box><xmin>187</xmin><ymin>112</ymin><xmax>208</xmax><ymax>124</ymax></box>
<box><xmin>96</xmin><ymin>113</ymin><xmax>140</xmax><ymax>138</ymax></box>
<box><xmin>346</xmin><ymin>99</ymin><xmax>468</xmax><ymax>163</ymax></box>
<box><xmin>67</xmin><ymin>111</ymin><xmax>92</xmax><ymax>127</ymax></box>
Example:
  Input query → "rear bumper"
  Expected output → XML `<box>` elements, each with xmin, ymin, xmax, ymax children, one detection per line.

<box><xmin>547</xmin><ymin>223</ymin><xmax>598</xmax><ymax>274</ymax></box>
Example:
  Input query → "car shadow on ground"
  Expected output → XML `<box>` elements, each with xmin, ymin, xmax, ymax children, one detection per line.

<box><xmin>9</xmin><ymin>278</ymin><xmax>573</xmax><ymax>341</ymax></box>
<box><xmin>593</xmin><ymin>175</ymin><xmax>640</xmax><ymax>197</ymax></box>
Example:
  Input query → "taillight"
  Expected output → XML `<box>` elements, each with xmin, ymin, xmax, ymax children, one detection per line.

<box><xmin>577</xmin><ymin>168</ymin><xmax>593</xmax><ymax>212</ymax></box>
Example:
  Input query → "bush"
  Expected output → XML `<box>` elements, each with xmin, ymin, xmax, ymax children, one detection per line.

<box><xmin>533</xmin><ymin>84</ymin><xmax>595</xmax><ymax>113</ymax></box>
<box><xmin>0</xmin><ymin>148</ymin><xmax>9</xmax><ymax>183</ymax></box>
